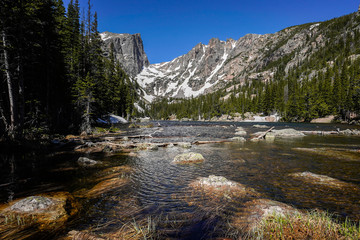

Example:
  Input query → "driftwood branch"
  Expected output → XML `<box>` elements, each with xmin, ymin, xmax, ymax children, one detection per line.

<box><xmin>255</xmin><ymin>127</ymin><xmax>275</xmax><ymax>140</ymax></box>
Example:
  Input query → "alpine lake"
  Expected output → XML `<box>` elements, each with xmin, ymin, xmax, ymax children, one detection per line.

<box><xmin>0</xmin><ymin>121</ymin><xmax>360</xmax><ymax>239</ymax></box>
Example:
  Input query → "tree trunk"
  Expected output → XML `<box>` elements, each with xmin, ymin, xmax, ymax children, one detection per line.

<box><xmin>2</xmin><ymin>29</ymin><xmax>18</xmax><ymax>139</ymax></box>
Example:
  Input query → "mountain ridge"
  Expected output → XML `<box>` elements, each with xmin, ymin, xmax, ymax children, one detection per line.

<box><xmin>135</xmin><ymin>19</ymin><xmax>331</xmax><ymax>102</ymax></box>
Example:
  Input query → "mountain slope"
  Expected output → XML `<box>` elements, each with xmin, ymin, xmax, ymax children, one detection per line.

<box><xmin>136</xmin><ymin>11</ymin><xmax>360</xmax><ymax>102</ymax></box>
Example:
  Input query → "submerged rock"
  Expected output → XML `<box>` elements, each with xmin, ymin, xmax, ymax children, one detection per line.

<box><xmin>289</xmin><ymin>171</ymin><xmax>355</xmax><ymax>189</ymax></box>
<box><xmin>77</xmin><ymin>177</ymin><xmax>129</xmax><ymax>199</ymax></box>
<box><xmin>293</xmin><ymin>147</ymin><xmax>360</xmax><ymax>161</ymax></box>
<box><xmin>77</xmin><ymin>157</ymin><xmax>99</xmax><ymax>166</ymax></box>
<box><xmin>173</xmin><ymin>152</ymin><xmax>205</xmax><ymax>164</ymax></box>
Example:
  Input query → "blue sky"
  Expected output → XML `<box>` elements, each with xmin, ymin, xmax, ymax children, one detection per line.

<box><xmin>63</xmin><ymin>0</ymin><xmax>359</xmax><ymax>64</ymax></box>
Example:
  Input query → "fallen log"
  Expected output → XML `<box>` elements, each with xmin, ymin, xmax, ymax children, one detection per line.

<box><xmin>253</xmin><ymin>127</ymin><xmax>275</xmax><ymax>140</ymax></box>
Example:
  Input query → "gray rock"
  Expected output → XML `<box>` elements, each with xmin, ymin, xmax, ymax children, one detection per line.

<box><xmin>77</xmin><ymin>157</ymin><xmax>98</xmax><ymax>166</ymax></box>
<box><xmin>235</xmin><ymin>130</ymin><xmax>247</xmax><ymax>136</ymax></box>
<box><xmin>10</xmin><ymin>196</ymin><xmax>54</xmax><ymax>212</ymax></box>
<box><xmin>197</xmin><ymin>175</ymin><xmax>240</xmax><ymax>188</ymax></box>
<box><xmin>231</xmin><ymin>136</ymin><xmax>246</xmax><ymax>142</ymax></box>
<box><xmin>340</xmin><ymin>129</ymin><xmax>360</xmax><ymax>135</ymax></box>
<box><xmin>253</xmin><ymin>124</ymin><xmax>270</xmax><ymax>129</ymax></box>
<box><xmin>101</xmin><ymin>32</ymin><xmax>149</xmax><ymax>77</ymax></box>
<box><xmin>255</xmin><ymin>128</ymin><xmax>304</xmax><ymax>138</ymax></box>
<box><xmin>177</xmin><ymin>142</ymin><xmax>192</xmax><ymax>148</ymax></box>
<box><xmin>173</xmin><ymin>152</ymin><xmax>205</xmax><ymax>163</ymax></box>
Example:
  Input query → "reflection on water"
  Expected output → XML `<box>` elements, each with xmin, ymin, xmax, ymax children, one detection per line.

<box><xmin>1</xmin><ymin>121</ymin><xmax>360</xmax><ymax>239</ymax></box>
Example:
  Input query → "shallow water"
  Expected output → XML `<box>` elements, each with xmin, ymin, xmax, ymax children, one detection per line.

<box><xmin>1</xmin><ymin>121</ymin><xmax>360</xmax><ymax>239</ymax></box>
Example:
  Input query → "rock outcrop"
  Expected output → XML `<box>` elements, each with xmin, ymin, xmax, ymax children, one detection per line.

<box><xmin>101</xmin><ymin>32</ymin><xmax>149</xmax><ymax>77</ymax></box>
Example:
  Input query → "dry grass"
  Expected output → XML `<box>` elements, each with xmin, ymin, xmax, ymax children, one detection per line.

<box><xmin>254</xmin><ymin>210</ymin><xmax>360</xmax><ymax>240</ymax></box>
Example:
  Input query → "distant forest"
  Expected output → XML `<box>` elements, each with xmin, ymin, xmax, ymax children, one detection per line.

<box><xmin>148</xmin><ymin>13</ymin><xmax>360</xmax><ymax>122</ymax></box>
<box><xmin>0</xmin><ymin>0</ymin><xmax>139</xmax><ymax>140</ymax></box>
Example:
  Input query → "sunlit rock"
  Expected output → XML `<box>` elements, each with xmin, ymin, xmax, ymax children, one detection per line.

<box><xmin>254</xmin><ymin>128</ymin><xmax>304</xmax><ymax>138</ymax></box>
<box><xmin>235</xmin><ymin>130</ymin><xmax>247</xmax><ymax>136</ymax></box>
<box><xmin>10</xmin><ymin>196</ymin><xmax>53</xmax><ymax>212</ymax></box>
<box><xmin>189</xmin><ymin>175</ymin><xmax>257</xmax><ymax>201</ymax></box>
<box><xmin>173</xmin><ymin>152</ymin><xmax>204</xmax><ymax>164</ymax></box>
<box><xmin>231</xmin><ymin>137</ymin><xmax>246</xmax><ymax>142</ymax></box>
<box><xmin>253</xmin><ymin>124</ymin><xmax>270</xmax><ymax>128</ymax></box>
<box><xmin>340</xmin><ymin>129</ymin><xmax>360</xmax><ymax>135</ymax></box>
<box><xmin>136</xmin><ymin>143</ymin><xmax>158</xmax><ymax>151</ymax></box>
<box><xmin>177</xmin><ymin>142</ymin><xmax>192</xmax><ymax>149</ymax></box>
<box><xmin>0</xmin><ymin>192</ymin><xmax>78</xmax><ymax>231</ymax></box>
<box><xmin>310</xmin><ymin>115</ymin><xmax>335</xmax><ymax>123</ymax></box>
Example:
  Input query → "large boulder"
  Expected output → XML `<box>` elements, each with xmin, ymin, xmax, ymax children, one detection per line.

<box><xmin>254</xmin><ymin>128</ymin><xmax>304</xmax><ymax>139</ymax></box>
<box><xmin>173</xmin><ymin>152</ymin><xmax>205</xmax><ymax>164</ymax></box>
<box><xmin>0</xmin><ymin>192</ymin><xmax>78</xmax><ymax>230</ymax></box>
<box><xmin>310</xmin><ymin>115</ymin><xmax>335</xmax><ymax>123</ymax></box>
<box><xmin>189</xmin><ymin>175</ymin><xmax>258</xmax><ymax>202</ymax></box>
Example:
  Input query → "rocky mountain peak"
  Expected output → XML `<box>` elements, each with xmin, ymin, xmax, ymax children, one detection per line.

<box><xmin>101</xmin><ymin>32</ymin><xmax>149</xmax><ymax>77</ymax></box>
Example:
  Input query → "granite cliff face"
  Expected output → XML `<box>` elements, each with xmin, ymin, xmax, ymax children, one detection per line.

<box><xmin>100</xmin><ymin>31</ymin><xmax>149</xmax><ymax>77</ymax></box>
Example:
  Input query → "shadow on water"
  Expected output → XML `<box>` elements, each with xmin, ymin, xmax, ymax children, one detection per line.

<box><xmin>0</xmin><ymin>121</ymin><xmax>360</xmax><ymax>239</ymax></box>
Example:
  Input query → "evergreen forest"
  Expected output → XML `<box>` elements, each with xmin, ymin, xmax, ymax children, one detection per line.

<box><xmin>0</xmin><ymin>0</ymin><xmax>139</xmax><ymax>140</ymax></box>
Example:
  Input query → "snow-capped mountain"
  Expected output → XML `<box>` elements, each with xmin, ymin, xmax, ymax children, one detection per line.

<box><xmin>136</xmin><ymin>22</ymin><xmax>326</xmax><ymax>102</ymax></box>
